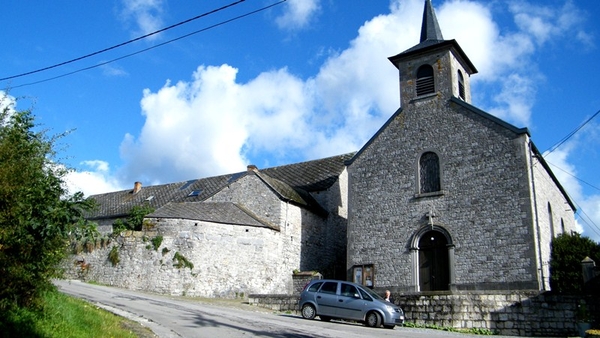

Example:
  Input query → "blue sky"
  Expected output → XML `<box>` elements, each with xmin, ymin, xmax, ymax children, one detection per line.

<box><xmin>1</xmin><ymin>0</ymin><xmax>599</xmax><ymax>242</ymax></box>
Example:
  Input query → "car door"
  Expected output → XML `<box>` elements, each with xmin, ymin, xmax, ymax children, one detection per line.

<box><xmin>315</xmin><ymin>281</ymin><xmax>339</xmax><ymax>317</ymax></box>
<box><xmin>336</xmin><ymin>283</ymin><xmax>366</xmax><ymax>321</ymax></box>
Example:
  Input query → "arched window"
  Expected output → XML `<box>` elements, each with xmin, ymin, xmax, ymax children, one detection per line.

<box><xmin>548</xmin><ymin>203</ymin><xmax>555</xmax><ymax>238</ymax></box>
<box><xmin>416</xmin><ymin>64</ymin><xmax>434</xmax><ymax>96</ymax></box>
<box><xmin>458</xmin><ymin>70</ymin><xmax>465</xmax><ymax>100</ymax></box>
<box><xmin>419</xmin><ymin>152</ymin><xmax>440</xmax><ymax>194</ymax></box>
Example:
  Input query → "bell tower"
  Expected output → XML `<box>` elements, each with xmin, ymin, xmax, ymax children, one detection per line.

<box><xmin>388</xmin><ymin>0</ymin><xmax>477</xmax><ymax>109</ymax></box>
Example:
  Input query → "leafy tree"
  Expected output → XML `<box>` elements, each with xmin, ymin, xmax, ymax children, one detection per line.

<box><xmin>112</xmin><ymin>205</ymin><xmax>155</xmax><ymax>234</ymax></box>
<box><xmin>550</xmin><ymin>232</ymin><xmax>600</xmax><ymax>294</ymax></box>
<box><xmin>0</xmin><ymin>96</ymin><xmax>93</xmax><ymax>310</ymax></box>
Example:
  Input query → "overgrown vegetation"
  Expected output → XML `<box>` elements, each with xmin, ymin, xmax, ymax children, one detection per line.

<box><xmin>402</xmin><ymin>322</ymin><xmax>497</xmax><ymax>335</ymax></box>
<box><xmin>0</xmin><ymin>95</ymin><xmax>94</xmax><ymax>311</ymax></box>
<box><xmin>112</xmin><ymin>205</ymin><xmax>155</xmax><ymax>235</ymax></box>
<box><xmin>108</xmin><ymin>246</ymin><xmax>120</xmax><ymax>266</ymax></box>
<box><xmin>550</xmin><ymin>232</ymin><xmax>600</xmax><ymax>294</ymax></box>
<box><xmin>173</xmin><ymin>251</ymin><xmax>194</xmax><ymax>270</ymax></box>
<box><xmin>0</xmin><ymin>290</ymin><xmax>151</xmax><ymax>337</ymax></box>
<box><xmin>150</xmin><ymin>235</ymin><xmax>163</xmax><ymax>251</ymax></box>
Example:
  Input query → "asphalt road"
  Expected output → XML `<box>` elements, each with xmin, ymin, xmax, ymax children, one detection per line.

<box><xmin>56</xmin><ymin>280</ymin><xmax>516</xmax><ymax>338</ymax></box>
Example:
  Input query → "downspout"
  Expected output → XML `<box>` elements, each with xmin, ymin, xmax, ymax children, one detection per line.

<box><xmin>528</xmin><ymin>140</ymin><xmax>545</xmax><ymax>290</ymax></box>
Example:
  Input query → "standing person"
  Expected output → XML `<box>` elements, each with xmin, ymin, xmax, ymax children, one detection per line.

<box><xmin>384</xmin><ymin>290</ymin><xmax>394</xmax><ymax>303</ymax></box>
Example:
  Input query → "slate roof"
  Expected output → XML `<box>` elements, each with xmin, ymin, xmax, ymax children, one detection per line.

<box><xmin>147</xmin><ymin>202</ymin><xmax>279</xmax><ymax>230</ymax></box>
<box><xmin>85</xmin><ymin>152</ymin><xmax>354</xmax><ymax>221</ymax></box>
<box><xmin>388</xmin><ymin>0</ymin><xmax>477</xmax><ymax>74</ymax></box>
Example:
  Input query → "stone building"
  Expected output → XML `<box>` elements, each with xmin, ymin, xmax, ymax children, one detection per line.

<box><xmin>77</xmin><ymin>154</ymin><xmax>351</xmax><ymax>297</ymax></box>
<box><xmin>345</xmin><ymin>0</ymin><xmax>577</xmax><ymax>293</ymax></box>
<box><xmin>75</xmin><ymin>0</ymin><xmax>577</xmax><ymax>303</ymax></box>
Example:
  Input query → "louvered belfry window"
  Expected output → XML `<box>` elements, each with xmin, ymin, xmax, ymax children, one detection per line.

<box><xmin>420</xmin><ymin>152</ymin><xmax>440</xmax><ymax>193</ymax></box>
<box><xmin>416</xmin><ymin>65</ymin><xmax>434</xmax><ymax>96</ymax></box>
<box><xmin>458</xmin><ymin>70</ymin><xmax>465</xmax><ymax>100</ymax></box>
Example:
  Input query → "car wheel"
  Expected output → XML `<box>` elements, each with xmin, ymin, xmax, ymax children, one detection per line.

<box><xmin>320</xmin><ymin>316</ymin><xmax>332</xmax><ymax>322</ymax></box>
<box><xmin>365</xmin><ymin>311</ymin><xmax>382</xmax><ymax>328</ymax></box>
<box><xmin>383</xmin><ymin>325</ymin><xmax>395</xmax><ymax>329</ymax></box>
<box><xmin>301</xmin><ymin>304</ymin><xmax>316</xmax><ymax>320</ymax></box>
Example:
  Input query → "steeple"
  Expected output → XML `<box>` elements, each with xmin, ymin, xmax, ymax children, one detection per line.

<box><xmin>420</xmin><ymin>0</ymin><xmax>444</xmax><ymax>43</ymax></box>
<box><xmin>388</xmin><ymin>0</ymin><xmax>478</xmax><ymax>107</ymax></box>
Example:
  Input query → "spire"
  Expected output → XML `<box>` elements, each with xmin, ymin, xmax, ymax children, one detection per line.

<box><xmin>420</xmin><ymin>0</ymin><xmax>444</xmax><ymax>42</ymax></box>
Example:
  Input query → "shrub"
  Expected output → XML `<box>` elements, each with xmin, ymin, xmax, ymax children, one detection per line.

<box><xmin>112</xmin><ymin>205</ymin><xmax>155</xmax><ymax>235</ymax></box>
<box><xmin>550</xmin><ymin>233</ymin><xmax>600</xmax><ymax>294</ymax></box>
<box><xmin>173</xmin><ymin>252</ymin><xmax>194</xmax><ymax>270</ymax></box>
<box><xmin>108</xmin><ymin>246</ymin><xmax>120</xmax><ymax>266</ymax></box>
<box><xmin>149</xmin><ymin>236</ymin><xmax>163</xmax><ymax>251</ymax></box>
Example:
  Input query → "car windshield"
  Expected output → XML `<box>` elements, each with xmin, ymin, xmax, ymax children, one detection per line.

<box><xmin>359</xmin><ymin>285</ymin><xmax>385</xmax><ymax>301</ymax></box>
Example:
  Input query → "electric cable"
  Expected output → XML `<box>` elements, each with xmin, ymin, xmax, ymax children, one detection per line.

<box><xmin>8</xmin><ymin>0</ymin><xmax>287</xmax><ymax>89</ymax></box>
<box><xmin>546</xmin><ymin>161</ymin><xmax>600</xmax><ymax>192</ymax></box>
<box><xmin>0</xmin><ymin>0</ymin><xmax>247</xmax><ymax>81</ymax></box>
<box><xmin>544</xmin><ymin>109</ymin><xmax>600</xmax><ymax>156</ymax></box>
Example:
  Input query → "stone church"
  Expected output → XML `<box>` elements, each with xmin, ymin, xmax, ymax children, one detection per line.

<box><xmin>345</xmin><ymin>0</ymin><xmax>577</xmax><ymax>294</ymax></box>
<box><xmin>74</xmin><ymin>0</ymin><xmax>576</xmax><ymax>301</ymax></box>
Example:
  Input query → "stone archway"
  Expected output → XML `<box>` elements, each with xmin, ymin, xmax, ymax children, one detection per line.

<box><xmin>418</xmin><ymin>230</ymin><xmax>449</xmax><ymax>291</ymax></box>
<box><xmin>410</xmin><ymin>225</ymin><xmax>455</xmax><ymax>292</ymax></box>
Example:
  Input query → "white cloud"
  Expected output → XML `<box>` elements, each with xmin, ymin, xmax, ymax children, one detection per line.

<box><xmin>509</xmin><ymin>1</ymin><xmax>591</xmax><ymax>47</ymax></box>
<box><xmin>101</xmin><ymin>63</ymin><xmax>128</xmax><ymax>77</ymax></box>
<box><xmin>275</xmin><ymin>0</ymin><xmax>320</xmax><ymax>30</ymax></box>
<box><xmin>0</xmin><ymin>92</ymin><xmax>16</xmax><ymax>119</ymax></box>
<box><xmin>64</xmin><ymin>160</ymin><xmax>124</xmax><ymax>197</ymax></box>
<box><xmin>82</xmin><ymin>0</ymin><xmax>592</xmax><ymax>208</ymax></box>
<box><xmin>120</xmin><ymin>0</ymin><xmax>164</xmax><ymax>39</ymax></box>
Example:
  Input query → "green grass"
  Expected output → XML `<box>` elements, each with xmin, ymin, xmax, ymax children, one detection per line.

<box><xmin>403</xmin><ymin>322</ymin><xmax>498</xmax><ymax>335</ymax></box>
<box><xmin>0</xmin><ymin>291</ymin><xmax>153</xmax><ymax>338</ymax></box>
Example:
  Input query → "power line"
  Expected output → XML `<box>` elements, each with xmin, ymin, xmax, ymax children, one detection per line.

<box><xmin>573</xmin><ymin>200</ymin><xmax>600</xmax><ymax>238</ymax></box>
<box><xmin>0</xmin><ymin>0</ymin><xmax>247</xmax><ymax>82</ymax></box>
<box><xmin>9</xmin><ymin>0</ymin><xmax>287</xmax><ymax>89</ymax></box>
<box><xmin>546</xmin><ymin>161</ymin><xmax>600</xmax><ymax>192</ymax></box>
<box><xmin>544</xmin><ymin>109</ymin><xmax>600</xmax><ymax>156</ymax></box>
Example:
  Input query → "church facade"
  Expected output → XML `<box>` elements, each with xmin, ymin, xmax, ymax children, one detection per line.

<box><xmin>345</xmin><ymin>0</ymin><xmax>576</xmax><ymax>293</ymax></box>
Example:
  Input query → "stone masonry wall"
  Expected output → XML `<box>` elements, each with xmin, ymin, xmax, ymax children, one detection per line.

<box><xmin>529</xmin><ymin>152</ymin><xmax>579</xmax><ymax>290</ymax></box>
<box><xmin>394</xmin><ymin>291</ymin><xmax>599</xmax><ymax>337</ymax></box>
<box><xmin>65</xmin><ymin>215</ymin><xmax>298</xmax><ymax>298</ymax></box>
<box><xmin>347</xmin><ymin>91</ymin><xmax>540</xmax><ymax>291</ymax></box>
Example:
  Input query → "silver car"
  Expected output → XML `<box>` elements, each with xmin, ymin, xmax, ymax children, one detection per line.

<box><xmin>298</xmin><ymin>279</ymin><xmax>405</xmax><ymax>329</ymax></box>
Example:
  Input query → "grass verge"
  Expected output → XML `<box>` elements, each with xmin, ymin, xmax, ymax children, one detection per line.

<box><xmin>0</xmin><ymin>290</ymin><xmax>155</xmax><ymax>338</ymax></box>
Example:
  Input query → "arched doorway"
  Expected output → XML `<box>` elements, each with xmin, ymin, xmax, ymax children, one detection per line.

<box><xmin>418</xmin><ymin>230</ymin><xmax>450</xmax><ymax>291</ymax></box>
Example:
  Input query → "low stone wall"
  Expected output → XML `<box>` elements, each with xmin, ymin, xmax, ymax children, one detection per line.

<box><xmin>248</xmin><ymin>272</ymin><xmax>320</xmax><ymax>312</ymax></box>
<box><xmin>247</xmin><ymin>294</ymin><xmax>300</xmax><ymax>312</ymax></box>
<box><xmin>247</xmin><ymin>287</ymin><xmax>598</xmax><ymax>336</ymax></box>
<box><xmin>393</xmin><ymin>291</ymin><xmax>599</xmax><ymax>337</ymax></box>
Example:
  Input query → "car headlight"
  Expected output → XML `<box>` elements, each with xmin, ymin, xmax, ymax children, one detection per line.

<box><xmin>385</xmin><ymin>305</ymin><xmax>395</xmax><ymax>312</ymax></box>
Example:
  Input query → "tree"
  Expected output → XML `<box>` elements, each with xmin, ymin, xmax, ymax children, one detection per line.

<box><xmin>0</xmin><ymin>95</ymin><xmax>93</xmax><ymax>310</ymax></box>
<box><xmin>550</xmin><ymin>232</ymin><xmax>600</xmax><ymax>294</ymax></box>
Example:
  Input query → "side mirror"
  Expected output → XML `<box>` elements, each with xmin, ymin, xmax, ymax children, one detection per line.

<box><xmin>353</xmin><ymin>293</ymin><xmax>361</xmax><ymax>299</ymax></box>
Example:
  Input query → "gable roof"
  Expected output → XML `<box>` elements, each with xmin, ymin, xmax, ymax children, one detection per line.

<box><xmin>86</xmin><ymin>153</ymin><xmax>353</xmax><ymax>221</ymax></box>
<box><xmin>147</xmin><ymin>201</ymin><xmax>279</xmax><ymax>230</ymax></box>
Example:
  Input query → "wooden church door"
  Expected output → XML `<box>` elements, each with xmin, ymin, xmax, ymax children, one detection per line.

<box><xmin>418</xmin><ymin>230</ymin><xmax>449</xmax><ymax>291</ymax></box>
